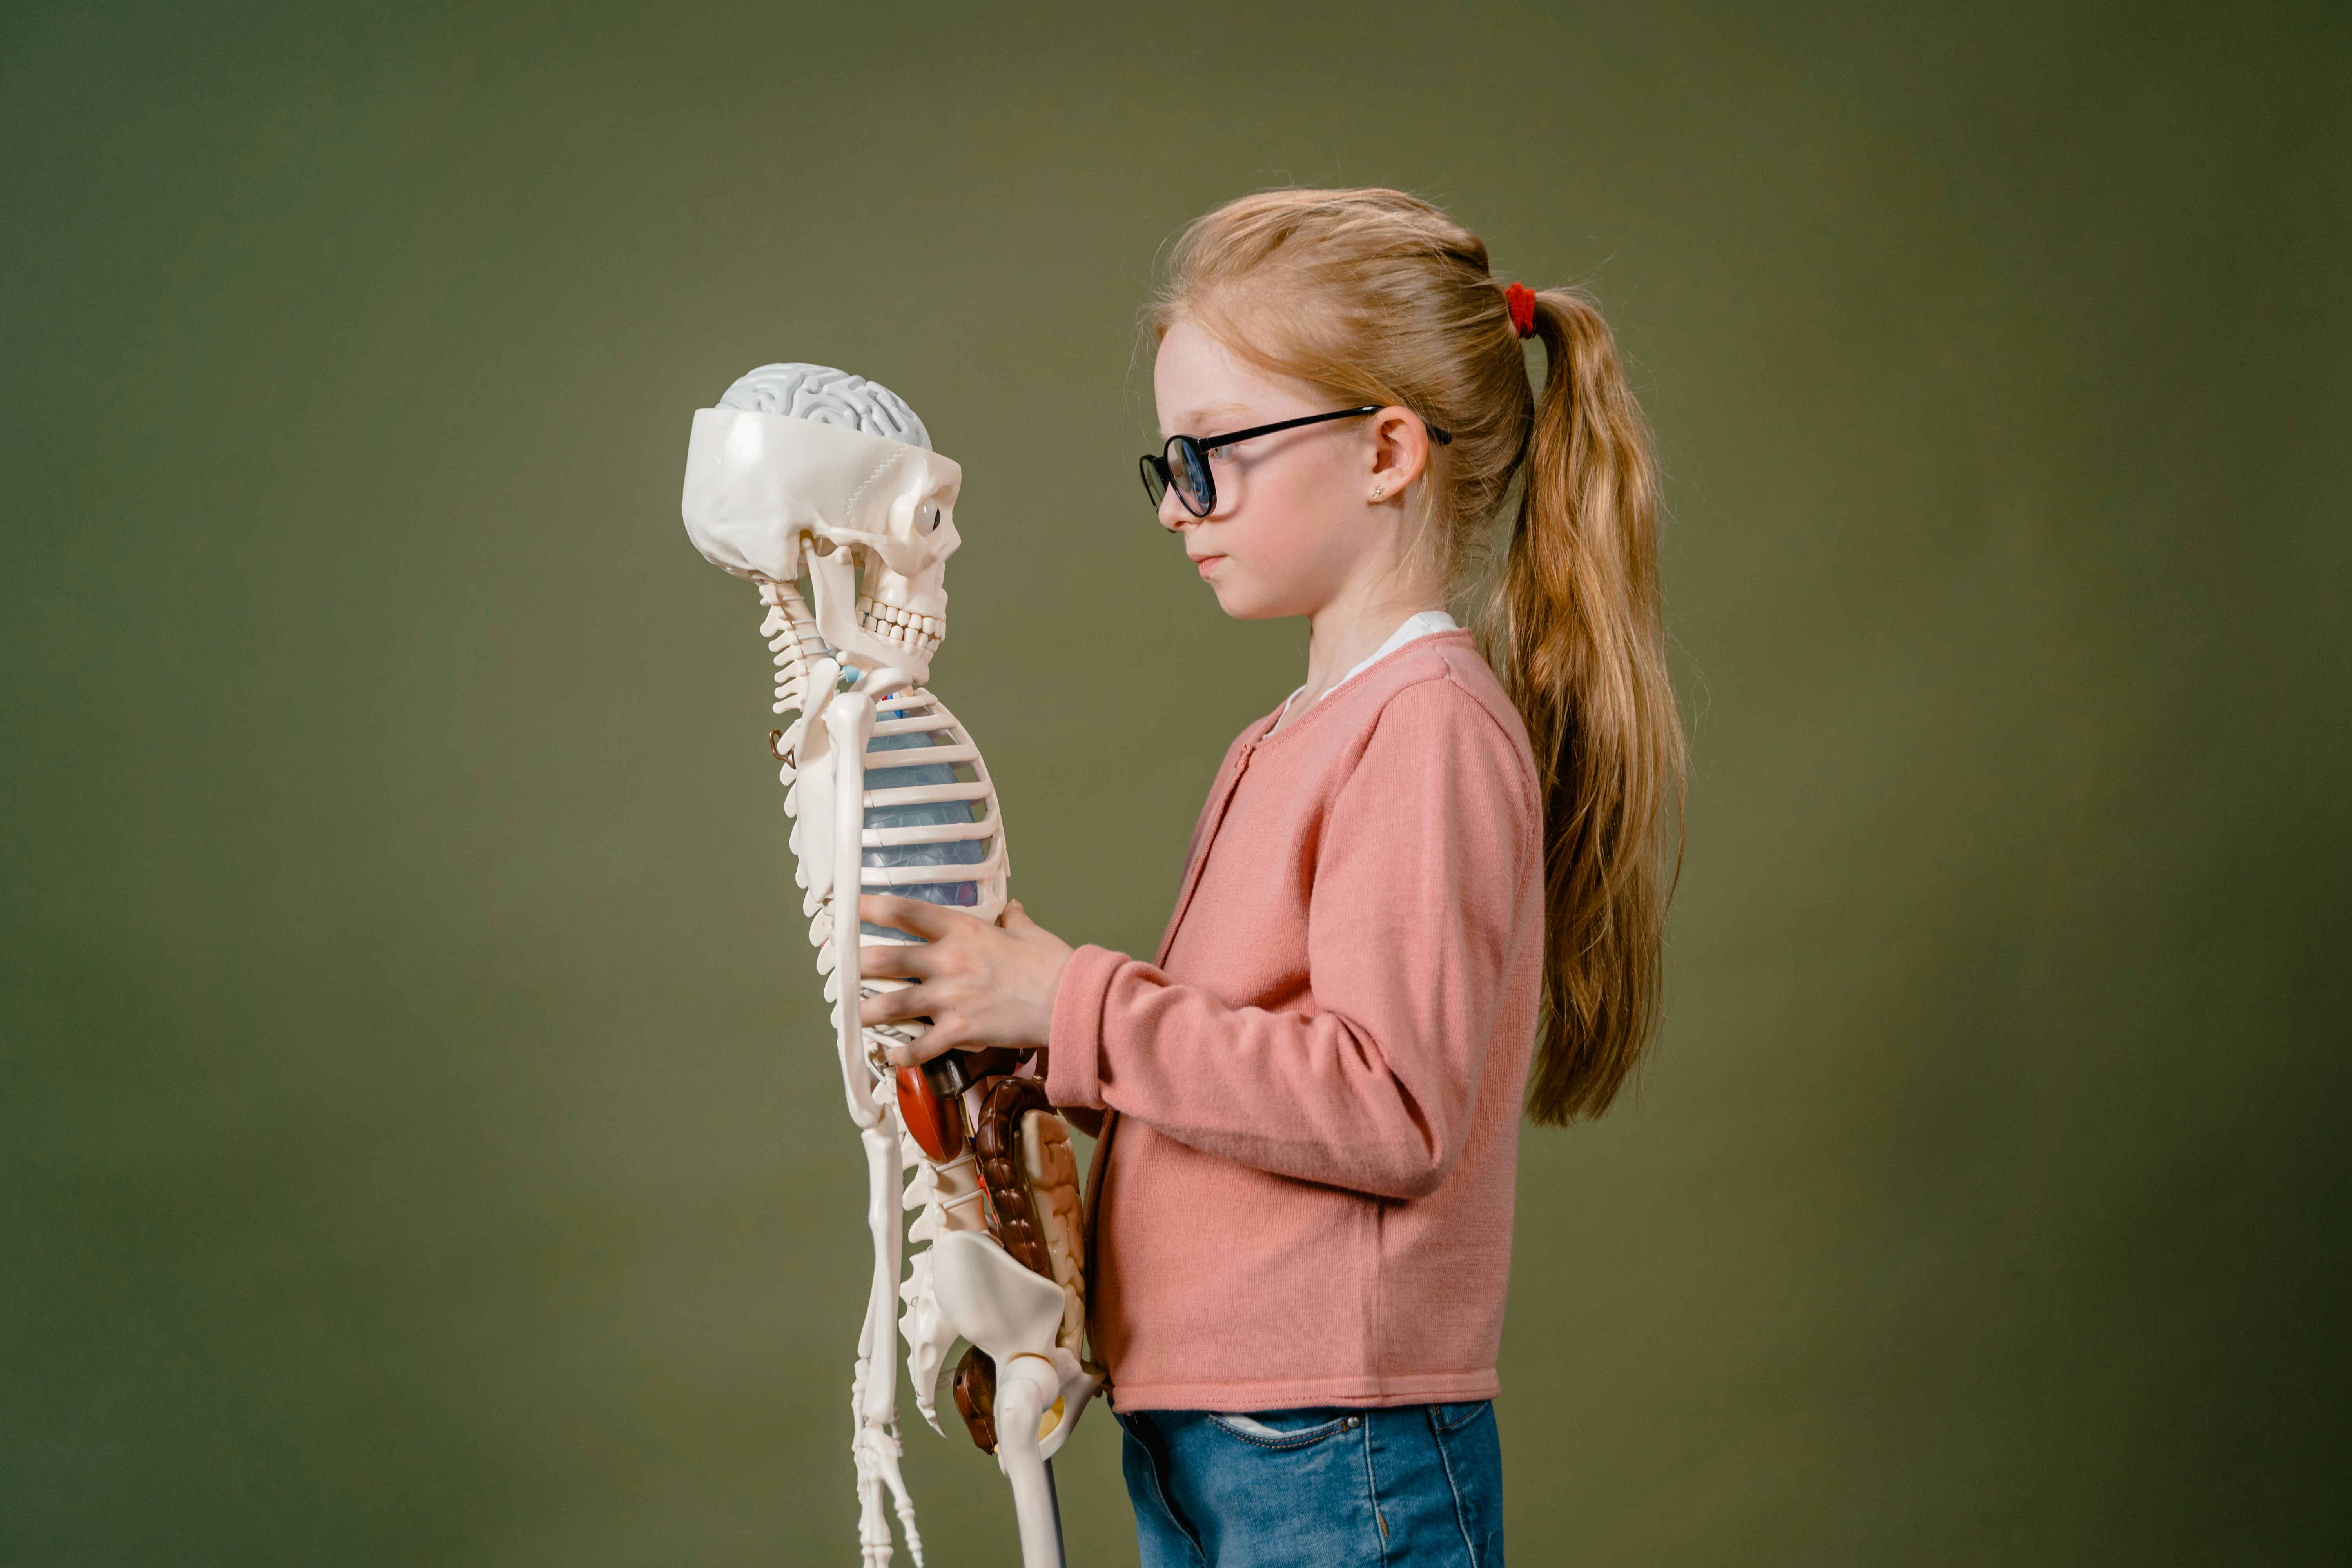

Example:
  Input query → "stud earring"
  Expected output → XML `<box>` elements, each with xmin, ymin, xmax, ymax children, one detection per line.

<box><xmin>1369</xmin><ymin>485</ymin><xmax>1387</xmax><ymax>500</ymax></box>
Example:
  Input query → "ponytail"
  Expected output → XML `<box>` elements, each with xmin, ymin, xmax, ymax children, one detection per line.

<box><xmin>1154</xmin><ymin>187</ymin><xmax>1686</xmax><ymax>1125</ymax></box>
<box><xmin>1502</xmin><ymin>290</ymin><xmax>1685</xmax><ymax>1123</ymax></box>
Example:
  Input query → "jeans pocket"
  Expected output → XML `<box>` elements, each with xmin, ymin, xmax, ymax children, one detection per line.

<box><xmin>1204</xmin><ymin>1409</ymin><xmax>1359</xmax><ymax>1450</ymax></box>
<box><xmin>1430</xmin><ymin>1399</ymin><xmax>1492</xmax><ymax>1435</ymax></box>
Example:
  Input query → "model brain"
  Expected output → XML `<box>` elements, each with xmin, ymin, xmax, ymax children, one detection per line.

<box><xmin>718</xmin><ymin>363</ymin><xmax>931</xmax><ymax>451</ymax></box>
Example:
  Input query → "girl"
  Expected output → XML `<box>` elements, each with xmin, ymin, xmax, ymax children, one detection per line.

<box><xmin>858</xmin><ymin>188</ymin><xmax>1684</xmax><ymax>1567</ymax></box>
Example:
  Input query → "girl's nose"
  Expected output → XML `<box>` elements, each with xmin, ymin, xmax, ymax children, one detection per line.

<box><xmin>1158</xmin><ymin>490</ymin><xmax>1192</xmax><ymax>532</ymax></box>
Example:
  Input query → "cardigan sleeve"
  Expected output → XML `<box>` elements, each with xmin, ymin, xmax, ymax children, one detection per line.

<box><xmin>1044</xmin><ymin>674</ymin><xmax>1536</xmax><ymax>1200</ymax></box>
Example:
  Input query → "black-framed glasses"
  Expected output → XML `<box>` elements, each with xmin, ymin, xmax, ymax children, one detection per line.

<box><xmin>1138</xmin><ymin>405</ymin><xmax>1454</xmax><ymax>519</ymax></box>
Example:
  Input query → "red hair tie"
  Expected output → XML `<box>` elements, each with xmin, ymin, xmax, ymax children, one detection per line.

<box><xmin>1505</xmin><ymin>281</ymin><xmax>1538</xmax><ymax>339</ymax></box>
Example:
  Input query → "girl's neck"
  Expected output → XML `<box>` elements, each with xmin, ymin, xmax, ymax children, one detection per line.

<box><xmin>1279</xmin><ymin>572</ymin><xmax>1448</xmax><ymax>731</ymax></box>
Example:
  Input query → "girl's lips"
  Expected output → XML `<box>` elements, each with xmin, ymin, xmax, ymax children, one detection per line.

<box><xmin>1194</xmin><ymin>554</ymin><xmax>1225</xmax><ymax>577</ymax></box>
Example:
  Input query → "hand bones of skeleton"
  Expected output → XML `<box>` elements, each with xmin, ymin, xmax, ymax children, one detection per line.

<box><xmin>681</xmin><ymin>364</ymin><xmax>1097</xmax><ymax>1568</ymax></box>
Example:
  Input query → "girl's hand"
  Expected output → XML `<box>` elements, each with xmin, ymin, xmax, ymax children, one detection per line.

<box><xmin>856</xmin><ymin>895</ymin><xmax>1074</xmax><ymax>1066</ymax></box>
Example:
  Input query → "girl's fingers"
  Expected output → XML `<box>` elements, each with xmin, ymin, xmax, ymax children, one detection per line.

<box><xmin>859</xmin><ymin>942</ymin><xmax>932</xmax><ymax>980</ymax></box>
<box><xmin>860</xmin><ymin>985</ymin><xmax>936</xmax><ymax>1027</ymax></box>
<box><xmin>858</xmin><ymin>894</ymin><xmax>960</xmax><ymax>940</ymax></box>
<box><xmin>883</xmin><ymin>1030</ymin><xmax>958</xmax><ymax>1067</ymax></box>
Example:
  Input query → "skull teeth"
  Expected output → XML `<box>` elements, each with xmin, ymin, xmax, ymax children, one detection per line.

<box><xmin>854</xmin><ymin>595</ymin><xmax>944</xmax><ymax>655</ymax></box>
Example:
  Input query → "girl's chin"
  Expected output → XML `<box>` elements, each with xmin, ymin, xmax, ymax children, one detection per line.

<box><xmin>1209</xmin><ymin>582</ymin><xmax>1286</xmax><ymax>621</ymax></box>
<box><xmin>1197</xmin><ymin>560</ymin><xmax>1299</xmax><ymax>620</ymax></box>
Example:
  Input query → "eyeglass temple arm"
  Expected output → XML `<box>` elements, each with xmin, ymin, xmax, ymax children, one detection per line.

<box><xmin>1191</xmin><ymin>406</ymin><xmax>1451</xmax><ymax>450</ymax></box>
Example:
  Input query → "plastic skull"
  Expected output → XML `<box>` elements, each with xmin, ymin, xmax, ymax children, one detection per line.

<box><xmin>681</xmin><ymin>363</ymin><xmax>960</xmax><ymax>684</ymax></box>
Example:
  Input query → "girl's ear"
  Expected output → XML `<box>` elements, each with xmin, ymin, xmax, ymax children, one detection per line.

<box><xmin>1365</xmin><ymin>406</ymin><xmax>1434</xmax><ymax>501</ymax></box>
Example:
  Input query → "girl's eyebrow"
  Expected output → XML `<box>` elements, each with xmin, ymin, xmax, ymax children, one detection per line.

<box><xmin>1163</xmin><ymin>403</ymin><xmax>1251</xmax><ymax>438</ymax></box>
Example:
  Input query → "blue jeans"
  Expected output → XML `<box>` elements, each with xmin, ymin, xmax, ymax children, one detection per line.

<box><xmin>1116</xmin><ymin>1402</ymin><xmax>1504</xmax><ymax>1567</ymax></box>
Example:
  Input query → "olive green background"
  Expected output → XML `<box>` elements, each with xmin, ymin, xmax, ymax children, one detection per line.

<box><xmin>4</xmin><ymin>2</ymin><xmax>2345</xmax><ymax>1563</ymax></box>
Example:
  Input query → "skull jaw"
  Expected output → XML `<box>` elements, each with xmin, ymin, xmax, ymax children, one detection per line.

<box><xmin>809</xmin><ymin>547</ymin><xmax>944</xmax><ymax>686</ymax></box>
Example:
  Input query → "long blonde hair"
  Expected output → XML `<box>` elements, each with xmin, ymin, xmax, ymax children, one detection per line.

<box><xmin>1153</xmin><ymin>187</ymin><xmax>1685</xmax><ymax>1123</ymax></box>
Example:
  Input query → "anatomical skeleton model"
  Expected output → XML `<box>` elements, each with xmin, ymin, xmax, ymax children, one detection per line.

<box><xmin>681</xmin><ymin>365</ymin><xmax>1100</xmax><ymax>1568</ymax></box>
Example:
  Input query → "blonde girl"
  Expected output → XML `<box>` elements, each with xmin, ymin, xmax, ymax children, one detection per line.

<box><xmin>858</xmin><ymin>187</ymin><xmax>1684</xmax><ymax>1567</ymax></box>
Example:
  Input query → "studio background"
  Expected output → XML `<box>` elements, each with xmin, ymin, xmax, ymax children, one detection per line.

<box><xmin>4</xmin><ymin>2</ymin><xmax>2345</xmax><ymax>1563</ymax></box>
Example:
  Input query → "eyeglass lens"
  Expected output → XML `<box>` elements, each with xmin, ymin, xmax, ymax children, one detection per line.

<box><xmin>1167</xmin><ymin>438</ymin><xmax>1213</xmax><ymax>515</ymax></box>
<box><xmin>1138</xmin><ymin>441</ymin><xmax>1215</xmax><ymax>517</ymax></box>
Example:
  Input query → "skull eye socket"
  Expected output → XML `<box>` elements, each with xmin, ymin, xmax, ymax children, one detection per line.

<box><xmin>913</xmin><ymin>499</ymin><xmax>941</xmax><ymax>535</ymax></box>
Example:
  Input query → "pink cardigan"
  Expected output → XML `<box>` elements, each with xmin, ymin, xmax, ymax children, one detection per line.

<box><xmin>1045</xmin><ymin>631</ymin><xmax>1544</xmax><ymax>1412</ymax></box>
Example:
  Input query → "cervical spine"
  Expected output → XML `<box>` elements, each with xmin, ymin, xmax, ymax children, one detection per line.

<box><xmin>763</xmin><ymin>579</ymin><xmax>830</xmax><ymax>731</ymax></box>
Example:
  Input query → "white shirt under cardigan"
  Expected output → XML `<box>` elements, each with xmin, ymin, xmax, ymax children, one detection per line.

<box><xmin>1274</xmin><ymin>610</ymin><xmax>1461</xmax><ymax>730</ymax></box>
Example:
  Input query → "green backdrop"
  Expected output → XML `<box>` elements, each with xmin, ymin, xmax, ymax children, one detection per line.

<box><xmin>4</xmin><ymin>2</ymin><xmax>2345</xmax><ymax>1563</ymax></box>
